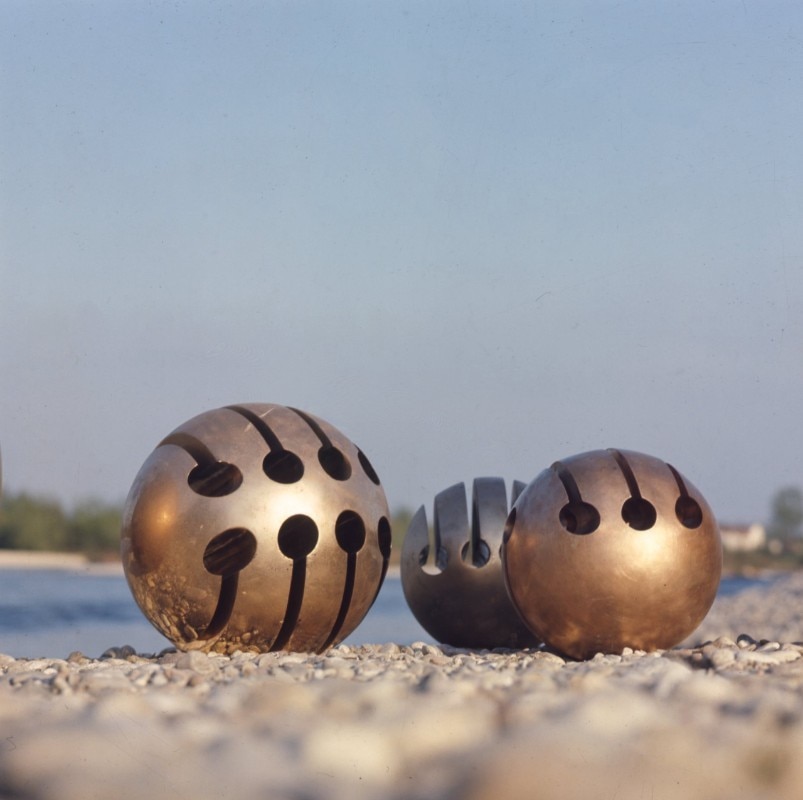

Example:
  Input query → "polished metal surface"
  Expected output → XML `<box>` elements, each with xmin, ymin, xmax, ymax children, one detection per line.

<box><xmin>503</xmin><ymin>449</ymin><xmax>722</xmax><ymax>660</ymax></box>
<box><xmin>401</xmin><ymin>478</ymin><xmax>540</xmax><ymax>649</ymax></box>
<box><xmin>121</xmin><ymin>403</ymin><xmax>391</xmax><ymax>654</ymax></box>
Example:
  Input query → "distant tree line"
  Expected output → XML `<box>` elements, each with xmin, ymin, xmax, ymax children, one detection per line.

<box><xmin>389</xmin><ymin>507</ymin><xmax>412</xmax><ymax>565</ymax></box>
<box><xmin>767</xmin><ymin>486</ymin><xmax>803</xmax><ymax>544</ymax></box>
<box><xmin>0</xmin><ymin>492</ymin><xmax>122</xmax><ymax>558</ymax></box>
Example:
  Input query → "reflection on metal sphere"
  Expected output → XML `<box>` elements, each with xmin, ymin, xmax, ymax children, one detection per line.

<box><xmin>402</xmin><ymin>478</ymin><xmax>540</xmax><ymax>649</ymax></box>
<box><xmin>121</xmin><ymin>403</ymin><xmax>391</xmax><ymax>654</ymax></box>
<box><xmin>503</xmin><ymin>449</ymin><xmax>722</xmax><ymax>660</ymax></box>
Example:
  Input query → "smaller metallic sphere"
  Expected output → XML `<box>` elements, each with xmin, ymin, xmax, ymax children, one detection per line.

<box><xmin>121</xmin><ymin>403</ymin><xmax>391</xmax><ymax>654</ymax></box>
<box><xmin>503</xmin><ymin>449</ymin><xmax>722</xmax><ymax>660</ymax></box>
<box><xmin>402</xmin><ymin>478</ymin><xmax>540</xmax><ymax>649</ymax></box>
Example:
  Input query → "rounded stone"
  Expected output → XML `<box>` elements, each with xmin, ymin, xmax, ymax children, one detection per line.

<box><xmin>503</xmin><ymin>449</ymin><xmax>722</xmax><ymax>660</ymax></box>
<box><xmin>121</xmin><ymin>403</ymin><xmax>391</xmax><ymax>654</ymax></box>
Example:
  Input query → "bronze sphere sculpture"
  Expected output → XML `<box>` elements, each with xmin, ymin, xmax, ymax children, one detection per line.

<box><xmin>502</xmin><ymin>449</ymin><xmax>722</xmax><ymax>660</ymax></box>
<box><xmin>402</xmin><ymin>478</ymin><xmax>540</xmax><ymax>649</ymax></box>
<box><xmin>121</xmin><ymin>403</ymin><xmax>391</xmax><ymax>654</ymax></box>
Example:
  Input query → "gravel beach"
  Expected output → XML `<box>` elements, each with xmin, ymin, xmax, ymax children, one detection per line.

<box><xmin>2</xmin><ymin>573</ymin><xmax>803</xmax><ymax>800</ymax></box>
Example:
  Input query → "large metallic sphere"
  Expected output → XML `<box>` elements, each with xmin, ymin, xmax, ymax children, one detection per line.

<box><xmin>402</xmin><ymin>478</ymin><xmax>540</xmax><ymax>649</ymax></box>
<box><xmin>503</xmin><ymin>449</ymin><xmax>722</xmax><ymax>660</ymax></box>
<box><xmin>121</xmin><ymin>403</ymin><xmax>391</xmax><ymax>654</ymax></box>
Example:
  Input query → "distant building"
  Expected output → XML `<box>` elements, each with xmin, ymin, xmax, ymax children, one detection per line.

<box><xmin>719</xmin><ymin>522</ymin><xmax>766</xmax><ymax>552</ymax></box>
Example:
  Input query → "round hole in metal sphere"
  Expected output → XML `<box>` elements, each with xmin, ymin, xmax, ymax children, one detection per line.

<box><xmin>188</xmin><ymin>461</ymin><xmax>243</xmax><ymax>497</ymax></box>
<box><xmin>203</xmin><ymin>528</ymin><xmax>257</xmax><ymax>576</ymax></box>
<box><xmin>335</xmin><ymin>511</ymin><xmax>366</xmax><ymax>554</ymax></box>
<box><xmin>621</xmin><ymin>496</ymin><xmax>657</xmax><ymax>531</ymax></box>
<box><xmin>358</xmin><ymin>449</ymin><xmax>381</xmax><ymax>485</ymax></box>
<box><xmin>558</xmin><ymin>500</ymin><xmax>600</xmax><ymax>535</ymax></box>
<box><xmin>263</xmin><ymin>450</ymin><xmax>304</xmax><ymax>484</ymax></box>
<box><xmin>277</xmin><ymin>515</ymin><xmax>319</xmax><ymax>560</ymax></box>
<box><xmin>318</xmin><ymin>445</ymin><xmax>351</xmax><ymax>481</ymax></box>
<box><xmin>676</xmin><ymin>495</ymin><xmax>703</xmax><ymax>528</ymax></box>
<box><xmin>461</xmin><ymin>538</ymin><xmax>491</xmax><ymax>567</ymax></box>
<box><xmin>377</xmin><ymin>517</ymin><xmax>392</xmax><ymax>559</ymax></box>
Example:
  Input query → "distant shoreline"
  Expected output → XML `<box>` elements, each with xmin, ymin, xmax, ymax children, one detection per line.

<box><xmin>0</xmin><ymin>549</ymin><xmax>123</xmax><ymax>574</ymax></box>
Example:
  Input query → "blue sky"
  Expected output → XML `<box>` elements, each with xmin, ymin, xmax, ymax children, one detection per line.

<box><xmin>2</xmin><ymin>1</ymin><xmax>802</xmax><ymax>525</ymax></box>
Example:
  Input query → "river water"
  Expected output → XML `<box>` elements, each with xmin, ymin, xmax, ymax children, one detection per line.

<box><xmin>0</xmin><ymin>568</ymin><xmax>770</xmax><ymax>659</ymax></box>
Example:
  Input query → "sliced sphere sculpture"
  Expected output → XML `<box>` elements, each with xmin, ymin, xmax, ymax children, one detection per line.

<box><xmin>502</xmin><ymin>449</ymin><xmax>722</xmax><ymax>660</ymax></box>
<box><xmin>402</xmin><ymin>478</ymin><xmax>540</xmax><ymax>649</ymax></box>
<box><xmin>121</xmin><ymin>403</ymin><xmax>391</xmax><ymax>654</ymax></box>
